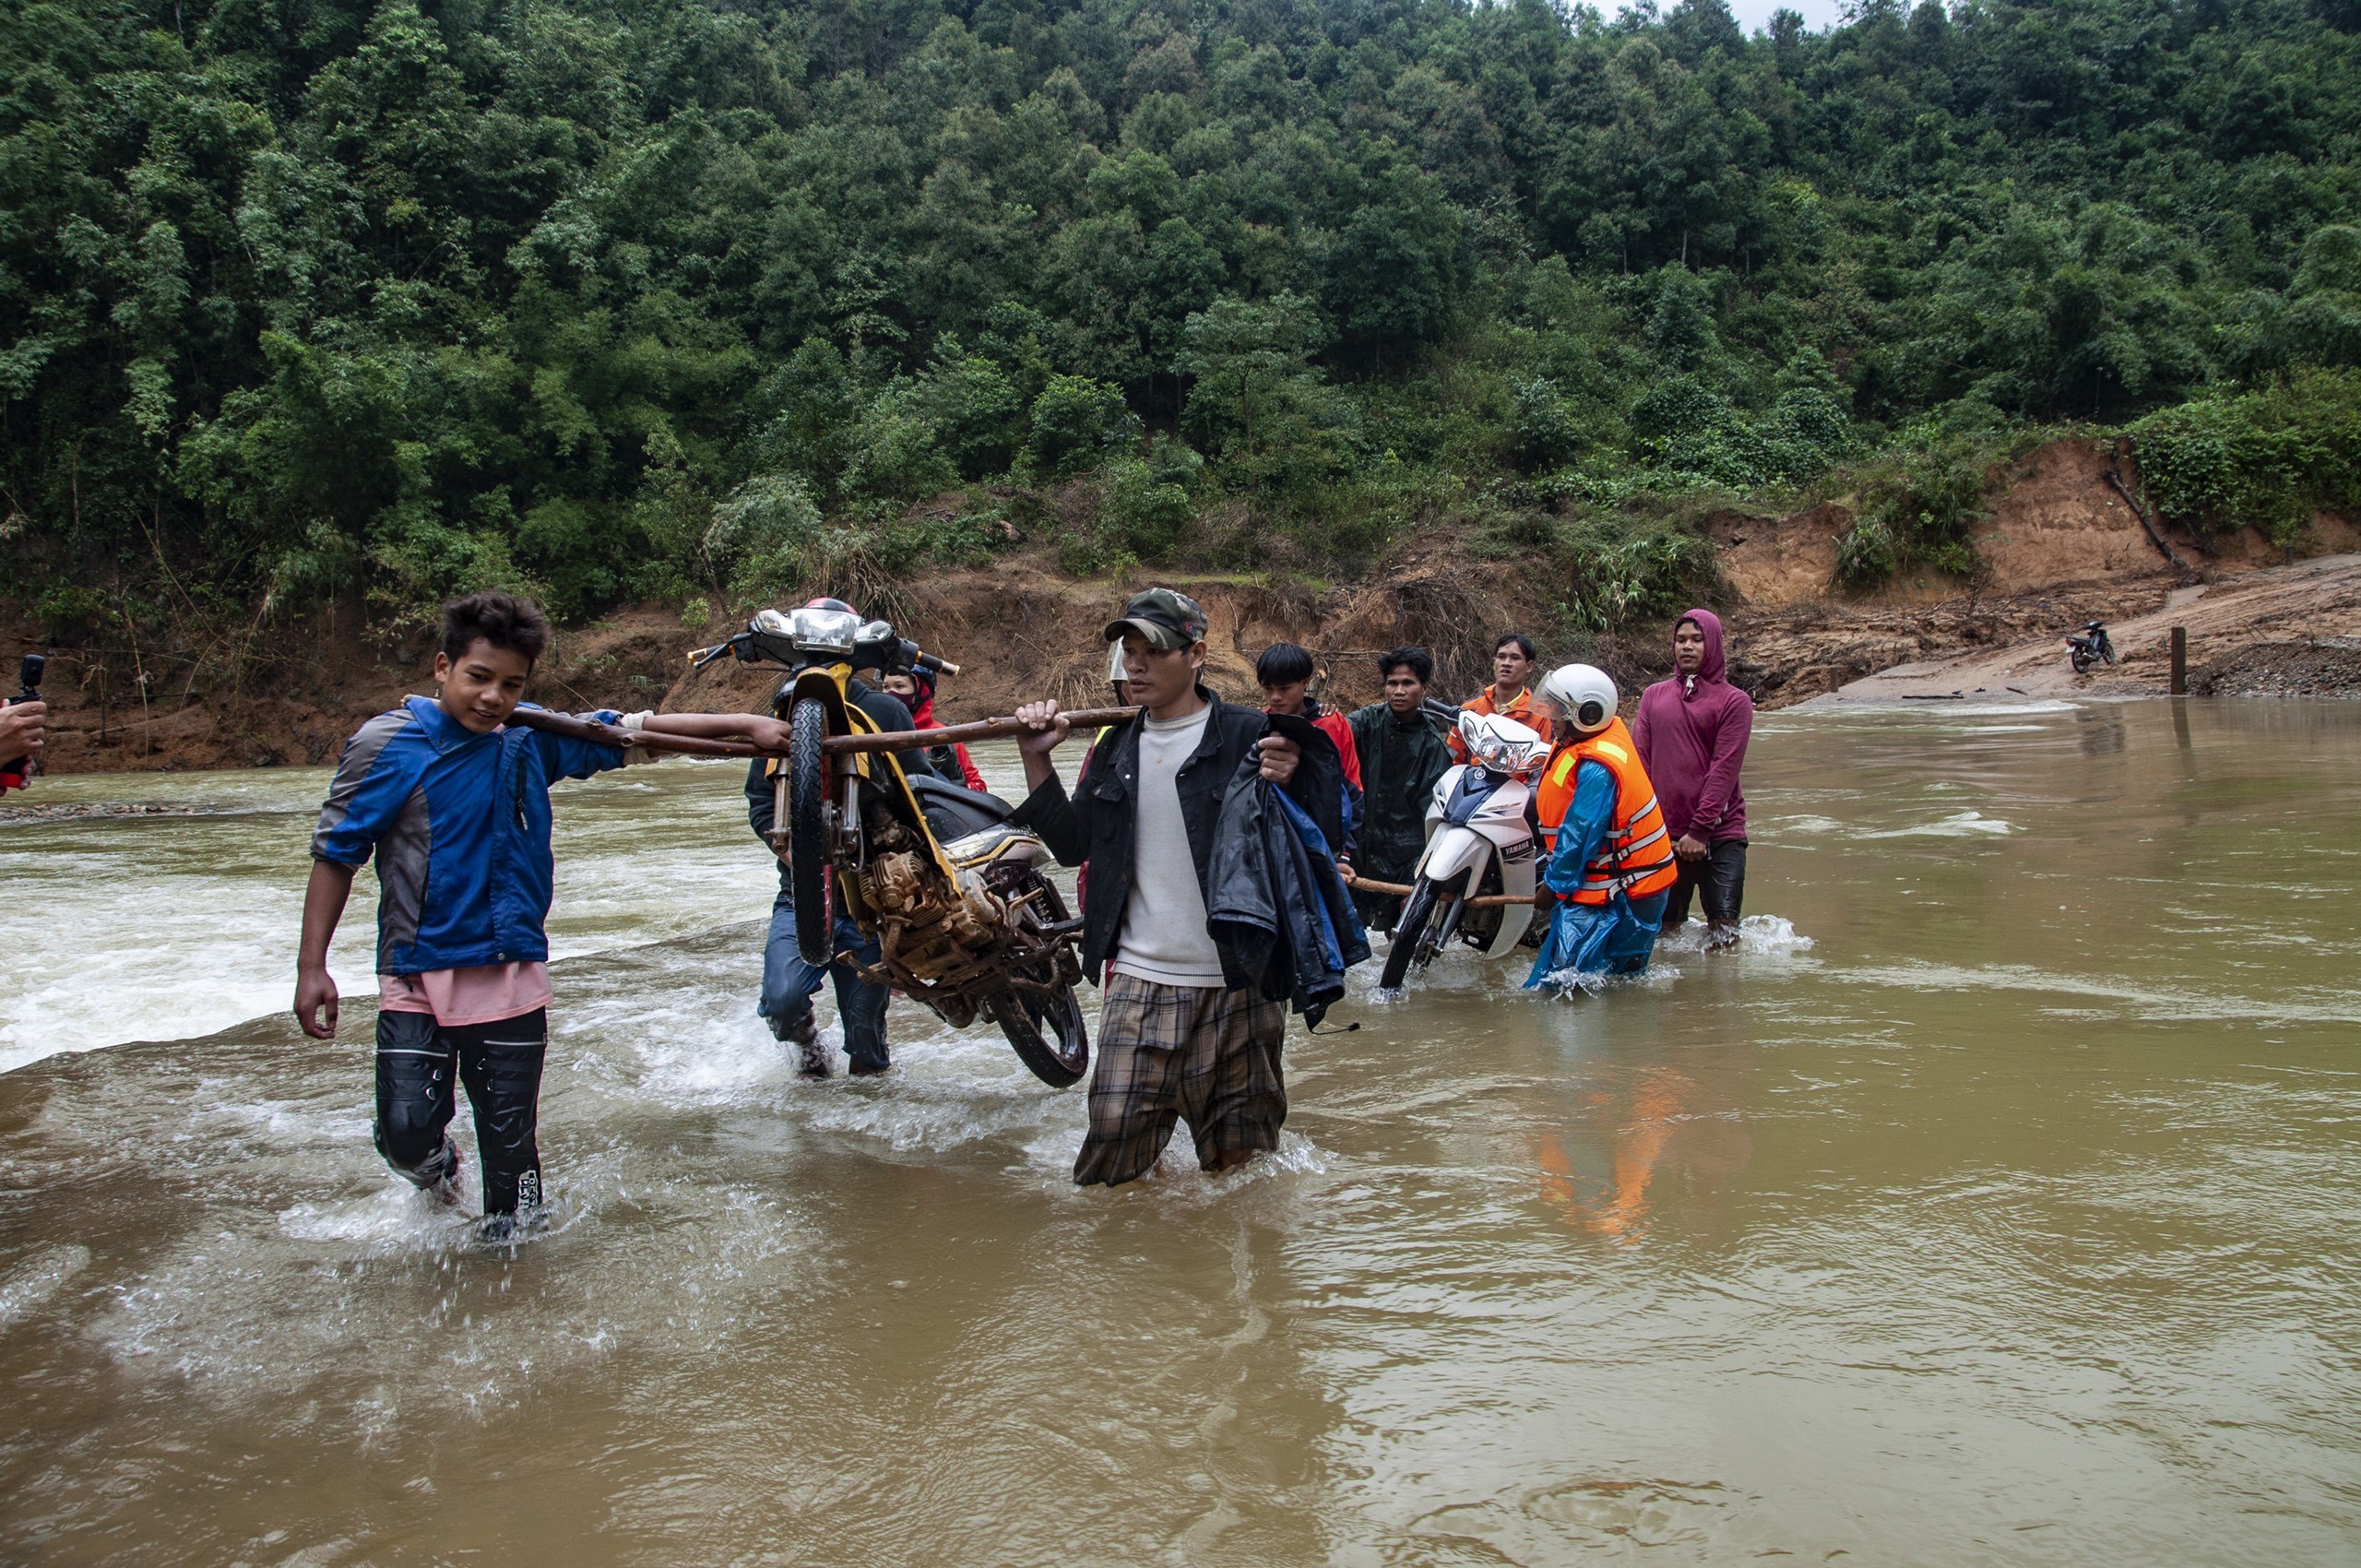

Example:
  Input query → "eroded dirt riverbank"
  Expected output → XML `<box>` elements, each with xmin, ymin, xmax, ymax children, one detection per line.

<box><xmin>9</xmin><ymin>437</ymin><xmax>2357</xmax><ymax>776</ymax></box>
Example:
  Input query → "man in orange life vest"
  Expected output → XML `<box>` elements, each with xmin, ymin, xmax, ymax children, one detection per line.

<box><xmin>1523</xmin><ymin>663</ymin><xmax>1679</xmax><ymax>987</ymax></box>
<box><xmin>1449</xmin><ymin>631</ymin><xmax>1552</xmax><ymax>764</ymax></box>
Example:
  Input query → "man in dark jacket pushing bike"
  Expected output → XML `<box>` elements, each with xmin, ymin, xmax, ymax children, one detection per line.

<box><xmin>745</xmin><ymin>598</ymin><xmax>941</xmax><ymax>1080</ymax></box>
<box><xmin>1011</xmin><ymin>588</ymin><xmax>1333</xmax><ymax>1187</ymax></box>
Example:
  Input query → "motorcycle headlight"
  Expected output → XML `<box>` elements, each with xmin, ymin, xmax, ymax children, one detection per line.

<box><xmin>1456</xmin><ymin>712</ymin><xmax>1505</xmax><ymax>771</ymax></box>
<box><xmin>790</xmin><ymin>606</ymin><xmax>860</xmax><ymax>654</ymax></box>
<box><xmin>1459</xmin><ymin>710</ymin><xmax>1543</xmax><ymax>774</ymax></box>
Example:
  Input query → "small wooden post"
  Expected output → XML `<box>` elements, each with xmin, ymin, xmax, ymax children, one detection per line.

<box><xmin>2169</xmin><ymin>625</ymin><xmax>2188</xmax><ymax>695</ymax></box>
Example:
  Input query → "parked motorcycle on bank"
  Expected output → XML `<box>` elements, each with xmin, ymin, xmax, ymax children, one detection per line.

<box><xmin>2067</xmin><ymin>620</ymin><xmax>2118</xmax><ymax>674</ymax></box>
<box><xmin>693</xmin><ymin>603</ymin><xmax>1094</xmax><ymax>1087</ymax></box>
<box><xmin>1378</xmin><ymin>710</ymin><xmax>1551</xmax><ymax>990</ymax></box>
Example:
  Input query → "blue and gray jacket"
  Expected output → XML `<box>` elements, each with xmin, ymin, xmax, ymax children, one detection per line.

<box><xmin>311</xmin><ymin>695</ymin><xmax>630</xmax><ymax>974</ymax></box>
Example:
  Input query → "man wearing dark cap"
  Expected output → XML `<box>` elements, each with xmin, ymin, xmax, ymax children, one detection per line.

<box><xmin>1012</xmin><ymin>588</ymin><xmax>1321</xmax><ymax>1186</ymax></box>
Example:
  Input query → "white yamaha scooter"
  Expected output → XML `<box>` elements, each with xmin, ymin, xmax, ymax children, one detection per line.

<box><xmin>1377</xmin><ymin>710</ymin><xmax>1550</xmax><ymax>989</ymax></box>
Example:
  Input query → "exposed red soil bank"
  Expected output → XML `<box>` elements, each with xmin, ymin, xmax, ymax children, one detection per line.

<box><xmin>8</xmin><ymin>438</ymin><xmax>2357</xmax><ymax>778</ymax></box>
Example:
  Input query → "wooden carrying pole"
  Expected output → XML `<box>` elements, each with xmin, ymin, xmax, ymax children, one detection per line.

<box><xmin>517</xmin><ymin>709</ymin><xmax>1544</xmax><ymax>904</ymax></box>
<box><xmin>1341</xmin><ymin>870</ymin><xmax>1535</xmax><ymax>910</ymax></box>
<box><xmin>2170</xmin><ymin>625</ymin><xmax>2189</xmax><ymax>695</ymax></box>
<box><xmin>508</xmin><ymin>705</ymin><xmax>1145</xmax><ymax>761</ymax></box>
<box><xmin>509</xmin><ymin>707</ymin><xmax>770</xmax><ymax>759</ymax></box>
<box><xmin>824</xmin><ymin>707</ymin><xmax>1137</xmax><ymax>755</ymax></box>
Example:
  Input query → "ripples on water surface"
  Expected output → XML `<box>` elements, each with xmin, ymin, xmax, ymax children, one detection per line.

<box><xmin>3</xmin><ymin>701</ymin><xmax>2358</xmax><ymax>1564</ymax></box>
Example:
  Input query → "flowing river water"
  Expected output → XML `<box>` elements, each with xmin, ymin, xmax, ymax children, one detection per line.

<box><xmin>3</xmin><ymin>699</ymin><xmax>2358</xmax><ymax>1564</ymax></box>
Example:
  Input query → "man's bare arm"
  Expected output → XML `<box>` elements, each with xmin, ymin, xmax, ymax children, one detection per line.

<box><xmin>638</xmin><ymin>712</ymin><xmax>793</xmax><ymax>750</ymax></box>
<box><xmin>294</xmin><ymin>860</ymin><xmax>358</xmax><ymax>1039</ymax></box>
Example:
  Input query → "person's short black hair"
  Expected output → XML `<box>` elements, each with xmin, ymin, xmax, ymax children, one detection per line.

<box><xmin>1377</xmin><ymin>647</ymin><xmax>1434</xmax><ymax>685</ymax></box>
<box><xmin>440</xmin><ymin>590</ymin><xmax>552</xmax><ymax>667</ymax></box>
<box><xmin>1494</xmin><ymin>631</ymin><xmax>1536</xmax><ymax>661</ymax></box>
<box><xmin>1256</xmin><ymin>642</ymin><xmax>1316</xmax><ymax>686</ymax></box>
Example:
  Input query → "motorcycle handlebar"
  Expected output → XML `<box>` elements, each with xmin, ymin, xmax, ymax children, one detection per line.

<box><xmin>682</xmin><ymin>626</ymin><xmax>961</xmax><ymax>678</ymax></box>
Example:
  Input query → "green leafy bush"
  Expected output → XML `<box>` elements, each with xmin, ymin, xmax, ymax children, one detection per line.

<box><xmin>1512</xmin><ymin>378</ymin><xmax>1584</xmax><ymax>470</ymax></box>
<box><xmin>1027</xmin><ymin>376</ymin><xmax>1139</xmax><ymax>477</ymax></box>
<box><xmin>1831</xmin><ymin>517</ymin><xmax>1898</xmax><ymax>586</ymax></box>
<box><xmin>838</xmin><ymin>393</ymin><xmax>958</xmax><ymax>505</ymax></box>
<box><xmin>872</xmin><ymin>505</ymin><xmax>1010</xmax><ymax>573</ymax></box>
<box><xmin>1560</xmin><ymin>518</ymin><xmax>1718</xmax><ymax>632</ymax></box>
<box><xmin>2130</xmin><ymin>369</ymin><xmax>2361</xmax><ymax>548</ymax></box>
<box><xmin>35</xmin><ymin>582</ymin><xmax>110</xmax><ymax>642</ymax></box>
<box><xmin>1833</xmin><ymin>443</ymin><xmax>1991</xmax><ymax>587</ymax></box>
<box><xmin>1631</xmin><ymin>360</ymin><xmax>1852</xmax><ymax>491</ymax></box>
<box><xmin>1099</xmin><ymin>459</ymin><xmax>1196</xmax><ymax>560</ymax></box>
<box><xmin>706</xmin><ymin>472</ymin><xmax>826</xmax><ymax>601</ymax></box>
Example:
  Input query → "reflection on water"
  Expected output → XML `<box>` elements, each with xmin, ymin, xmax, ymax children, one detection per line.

<box><xmin>5</xmin><ymin>706</ymin><xmax>2361</xmax><ymax>1564</ymax></box>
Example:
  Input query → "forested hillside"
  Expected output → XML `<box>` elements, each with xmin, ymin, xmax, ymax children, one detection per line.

<box><xmin>5</xmin><ymin>0</ymin><xmax>2360</xmax><ymax>645</ymax></box>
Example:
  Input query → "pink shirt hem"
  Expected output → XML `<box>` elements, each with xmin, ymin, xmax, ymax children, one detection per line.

<box><xmin>378</xmin><ymin>962</ymin><xmax>553</xmax><ymax>1026</ymax></box>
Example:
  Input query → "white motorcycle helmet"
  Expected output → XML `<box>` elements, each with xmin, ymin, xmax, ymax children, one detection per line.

<box><xmin>1536</xmin><ymin>663</ymin><xmax>1618</xmax><ymax>736</ymax></box>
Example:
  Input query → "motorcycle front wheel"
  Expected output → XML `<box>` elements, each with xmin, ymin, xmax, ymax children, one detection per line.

<box><xmin>995</xmin><ymin>985</ymin><xmax>1089</xmax><ymax>1087</ymax></box>
<box><xmin>1379</xmin><ymin>878</ymin><xmax>1442</xmax><ymax>990</ymax></box>
<box><xmin>788</xmin><ymin>695</ymin><xmax>835</xmax><ymax>965</ymax></box>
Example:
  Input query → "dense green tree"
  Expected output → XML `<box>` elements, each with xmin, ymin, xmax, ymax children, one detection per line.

<box><xmin>5</xmin><ymin>0</ymin><xmax>2361</xmax><ymax>624</ymax></box>
<box><xmin>1026</xmin><ymin>373</ymin><xmax>1136</xmax><ymax>475</ymax></box>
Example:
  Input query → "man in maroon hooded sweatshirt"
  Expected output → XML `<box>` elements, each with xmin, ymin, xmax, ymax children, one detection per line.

<box><xmin>1632</xmin><ymin>608</ymin><xmax>1752</xmax><ymax>951</ymax></box>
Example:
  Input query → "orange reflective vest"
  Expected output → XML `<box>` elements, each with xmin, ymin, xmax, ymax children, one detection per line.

<box><xmin>1555</xmin><ymin>719</ymin><xmax>1679</xmax><ymax>906</ymax></box>
<box><xmin>1535</xmin><ymin>741</ymin><xmax>1579</xmax><ymax>853</ymax></box>
<box><xmin>1449</xmin><ymin>684</ymin><xmax>1553</xmax><ymax>762</ymax></box>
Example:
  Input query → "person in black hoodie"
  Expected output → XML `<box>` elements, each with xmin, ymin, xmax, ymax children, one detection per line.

<box><xmin>745</xmin><ymin>606</ymin><xmax>939</xmax><ymax>1081</ymax></box>
<box><xmin>1011</xmin><ymin>588</ymin><xmax>1332</xmax><ymax>1187</ymax></box>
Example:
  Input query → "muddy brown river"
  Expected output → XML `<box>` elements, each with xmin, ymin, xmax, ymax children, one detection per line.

<box><xmin>2</xmin><ymin>699</ymin><xmax>2356</xmax><ymax>1564</ymax></box>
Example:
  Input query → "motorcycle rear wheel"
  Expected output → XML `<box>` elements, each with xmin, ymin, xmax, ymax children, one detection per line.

<box><xmin>788</xmin><ymin>695</ymin><xmax>835</xmax><ymax>965</ymax></box>
<box><xmin>995</xmin><ymin>985</ymin><xmax>1089</xmax><ymax>1087</ymax></box>
<box><xmin>2070</xmin><ymin>649</ymin><xmax>2094</xmax><ymax>674</ymax></box>
<box><xmin>1379</xmin><ymin>878</ymin><xmax>1441</xmax><ymax>990</ymax></box>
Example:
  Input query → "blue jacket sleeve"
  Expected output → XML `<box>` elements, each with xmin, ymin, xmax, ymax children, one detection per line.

<box><xmin>530</xmin><ymin>707</ymin><xmax>630</xmax><ymax>782</ymax></box>
<box><xmin>310</xmin><ymin>710</ymin><xmax>414</xmax><ymax>866</ymax></box>
<box><xmin>1541</xmin><ymin>760</ymin><xmax>1616</xmax><ymax>897</ymax></box>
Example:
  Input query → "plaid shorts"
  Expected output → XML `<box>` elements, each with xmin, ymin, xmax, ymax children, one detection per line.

<box><xmin>1074</xmin><ymin>971</ymin><xmax>1287</xmax><ymax>1187</ymax></box>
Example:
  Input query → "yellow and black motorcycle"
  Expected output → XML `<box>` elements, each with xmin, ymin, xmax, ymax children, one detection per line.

<box><xmin>692</xmin><ymin>604</ymin><xmax>1091</xmax><ymax>1087</ymax></box>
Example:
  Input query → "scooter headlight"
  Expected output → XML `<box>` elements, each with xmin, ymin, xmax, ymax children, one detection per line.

<box><xmin>1459</xmin><ymin>710</ymin><xmax>1543</xmax><ymax>775</ymax></box>
<box><xmin>789</xmin><ymin>606</ymin><xmax>860</xmax><ymax>654</ymax></box>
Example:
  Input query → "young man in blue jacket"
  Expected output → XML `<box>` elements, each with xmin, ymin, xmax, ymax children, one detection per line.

<box><xmin>293</xmin><ymin>590</ymin><xmax>790</xmax><ymax>1229</ymax></box>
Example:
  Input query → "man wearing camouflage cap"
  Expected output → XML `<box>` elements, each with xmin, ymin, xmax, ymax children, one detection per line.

<box><xmin>1013</xmin><ymin>588</ymin><xmax>1322</xmax><ymax>1186</ymax></box>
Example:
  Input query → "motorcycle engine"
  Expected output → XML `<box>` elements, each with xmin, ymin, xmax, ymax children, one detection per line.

<box><xmin>865</xmin><ymin>850</ymin><xmax>929</xmax><ymax>915</ymax></box>
<box><xmin>950</xmin><ymin>870</ymin><xmax>1007</xmax><ymax>949</ymax></box>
